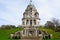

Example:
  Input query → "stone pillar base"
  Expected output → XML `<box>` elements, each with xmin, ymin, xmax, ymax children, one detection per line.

<box><xmin>20</xmin><ymin>36</ymin><xmax>43</xmax><ymax>40</ymax></box>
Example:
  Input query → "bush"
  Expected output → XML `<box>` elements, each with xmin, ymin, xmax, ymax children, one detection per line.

<box><xmin>55</xmin><ymin>28</ymin><xmax>60</xmax><ymax>32</ymax></box>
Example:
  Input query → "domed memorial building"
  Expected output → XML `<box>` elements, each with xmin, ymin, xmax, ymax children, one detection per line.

<box><xmin>21</xmin><ymin>0</ymin><xmax>42</xmax><ymax>40</ymax></box>
<box><xmin>10</xmin><ymin>0</ymin><xmax>51</xmax><ymax>40</ymax></box>
<box><xmin>22</xmin><ymin>1</ymin><xmax>40</xmax><ymax>27</ymax></box>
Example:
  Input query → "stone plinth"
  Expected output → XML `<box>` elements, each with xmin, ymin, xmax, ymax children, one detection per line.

<box><xmin>21</xmin><ymin>36</ymin><xmax>43</xmax><ymax>40</ymax></box>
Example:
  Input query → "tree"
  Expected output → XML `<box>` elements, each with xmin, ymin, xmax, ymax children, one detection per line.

<box><xmin>45</xmin><ymin>21</ymin><xmax>54</xmax><ymax>29</ymax></box>
<box><xmin>9</xmin><ymin>25</ymin><xmax>16</xmax><ymax>28</ymax></box>
<box><xmin>45</xmin><ymin>18</ymin><xmax>60</xmax><ymax>31</ymax></box>
<box><xmin>51</xmin><ymin>18</ymin><xmax>60</xmax><ymax>28</ymax></box>
<box><xmin>1</xmin><ymin>25</ymin><xmax>11</xmax><ymax>30</ymax></box>
<box><xmin>1</xmin><ymin>25</ymin><xmax>16</xmax><ymax>30</ymax></box>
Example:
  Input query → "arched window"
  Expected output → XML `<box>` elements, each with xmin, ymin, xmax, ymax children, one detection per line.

<box><xmin>34</xmin><ymin>20</ymin><xmax>36</xmax><ymax>25</ymax></box>
<box><xmin>34</xmin><ymin>12</ymin><xmax>39</xmax><ymax>17</ymax></box>
<box><xmin>30</xmin><ymin>20</ymin><xmax>32</xmax><ymax>26</ymax></box>
<box><xmin>26</xmin><ymin>20</ymin><xmax>28</xmax><ymax>25</ymax></box>
<box><xmin>23</xmin><ymin>21</ymin><xmax>24</xmax><ymax>25</ymax></box>
<box><xmin>38</xmin><ymin>31</ymin><xmax>41</xmax><ymax>34</ymax></box>
<box><xmin>29</xmin><ymin>30</ymin><xmax>34</xmax><ymax>34</ymax></box>
<box><xmin>30</xmin><ymin>8</ymin><xmax>32</xmax><ymax>12</ymax></box>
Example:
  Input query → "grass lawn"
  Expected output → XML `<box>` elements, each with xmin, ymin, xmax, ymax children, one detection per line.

<box><xmin>40</xmin><ymin>27</ymin><xmax>60</xmax><ymax>40</ymax></box>
<box><xmin>0</xmin><ymin>27</ymin><xmax>60</xmax><ymax>40</ymax></box>
<box><xmin>0</xmin><ymin>27</ymin><xmax>23</xmax><ymax>40</ymax></box>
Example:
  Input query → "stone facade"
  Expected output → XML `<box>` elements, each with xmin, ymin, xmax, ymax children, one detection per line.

<box><xmin>21</xmin><ymin>0</ymin><xmax>43</xmax><ymax>40</ymax></box>
<box><xmin>22</xmin><ymin>4</ymin><xmax>40</xmax><ymax>27</ymax></box>
<box><xmin>10</xmin><ymin>0</ymin><xmax>52</xmax><ymax>40</ymax></box>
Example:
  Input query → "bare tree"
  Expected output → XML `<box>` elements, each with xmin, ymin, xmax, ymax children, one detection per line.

<box><xmin>45</xmin><ymin>21</ymin><xmax>54</xmax><ymax>29</ymax></box>
<box><xmin>51</xmin><ymin>18</ymin><xmax>60</xmax><ymax>28</ymax></box>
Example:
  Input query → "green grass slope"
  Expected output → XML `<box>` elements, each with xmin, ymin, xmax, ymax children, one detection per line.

<box><xmin>0</xmin><ymin>27</ymin><xmax>23</xmax><ymax>40</ymax></box>
<box><xmin>0</xmin><ymin>27</ymin><xmax>60</xmax><ymax>40</ymax></box>
<box><xmin>40</xmin><ymin>27</ymin><xmax>60</xmax><ymax>40</ymax></box>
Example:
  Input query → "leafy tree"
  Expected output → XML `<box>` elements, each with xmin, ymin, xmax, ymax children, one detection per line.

<box><xmin>1</xmin><ymin>25</ymin><xmax>16</xmax><ymax>30</ymax></box>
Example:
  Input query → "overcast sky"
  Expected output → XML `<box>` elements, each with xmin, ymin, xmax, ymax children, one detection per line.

<box><xmin>0</xmin><ymin>0</ymin><xmax>60</xmax><ymax>26</ymax></box>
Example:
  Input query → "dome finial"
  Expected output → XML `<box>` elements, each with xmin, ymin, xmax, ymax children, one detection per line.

<box><xmin>30</xmin><ymin>0</ymin><xmax>32</xmax><ymax>5</ymax></box>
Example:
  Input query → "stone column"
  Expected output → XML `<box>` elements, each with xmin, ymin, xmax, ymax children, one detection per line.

<box><xmin>36</xmin><ymin>19</ymin><xmax>38</xmax><ymax>26</ymax></box>
<box><xmin>36</xmin><ymin>30</ymin><xmax>38</xmax><ymax>36</ymax></box>
<box><xmin>38</xmin><ymin>22</ymin><xmax>39</xmax><ymax>25</ymax></box>
<box><xmin>27</xmin><ymin>30</ymin><xmax>29</xmax><ymax>36</ymax></box>
<box><xmin>26</xmin><ymin>29</ymin><xmax>28</xmax><ymax>36</ymax></box>
<box><xmin>28</xmin><ymin>19</ymin><xmax>30</xmax><ymax>26</ymax></box>
<box><xmin>25</xmin><ymin>19</ymin><xmax>26</xmax><ymax>26</ymax></box>
<box><xmin>22</xmin><ymin>20</ymin><xmax>23</xmax><ymax>25</ymax></box>
<box><xmin>25</xmin><ymin>29</ymin><xmax>26</xmax><ymax>36</ymax></box>
<box><xmin>25</xmin><ymin>28</ymin><xmax>28</xmax><ymax>36</ymax></box>
<box><xmin>32</xmin><ymin>19</ymin><xmax>34</xmax><ymax>26</ymax></box>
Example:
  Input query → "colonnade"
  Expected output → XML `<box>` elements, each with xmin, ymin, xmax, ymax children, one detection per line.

<box><xmin>23</xmin><ymin>19</ymin><xmax>38</xmax><ymax>26</ymax></box>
